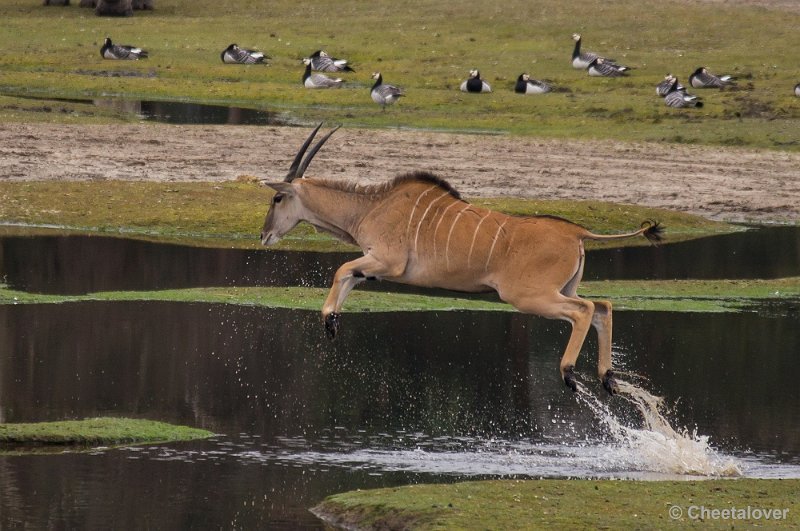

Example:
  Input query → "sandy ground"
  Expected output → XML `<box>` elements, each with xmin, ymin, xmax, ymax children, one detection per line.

<box><xmin>1</xmin><ymin>122</ymin><xmax>798</xmax><ymax>223</ymax></box>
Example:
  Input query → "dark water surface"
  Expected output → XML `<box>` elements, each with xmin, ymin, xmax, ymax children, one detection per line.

<box><xmin>1</xmin><ymin>226</ymin><xmax>799</xmax><ymax>294</ymax></box>
<box><xmin>94</xmin><ymin>99</ymin><xmax>288</xmax><ymax>126</ymax></box>
<box><xmin>1</xmin><ymin>228</ymin><xmax>799</xmax><ymax>528</ymax></box>
<box><xmin>1</xmin><ymin>302</ymin><xmax>799</xmax><ymax>528</ymax></box>
<box><xmin>13</xmin><ymin>95</ymin><xmax>288</xmax><ymax>126</ymax></box>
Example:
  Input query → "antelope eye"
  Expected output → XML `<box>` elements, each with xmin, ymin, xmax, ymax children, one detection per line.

<box><xmin>273</xmin><ymin>194</ymin><xmax>284</xmax><ymax>204</ymax></box>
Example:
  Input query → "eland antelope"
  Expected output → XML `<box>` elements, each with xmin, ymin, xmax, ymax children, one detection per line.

<box><xmin>260</xmin><ymin>125</ymin><xmax>663</xmax><ymax>394</ymax></box>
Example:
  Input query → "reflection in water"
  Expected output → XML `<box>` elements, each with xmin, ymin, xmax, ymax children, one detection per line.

<box><xmin>586</xmin><ymin>225</ymin><xmax>800</xmax><ymax>280</ymax></box>
<box><xmin>1</xmin><ymin>301</ymin><xmax>799</xmax><ymax>527</ymax></box>
<box><xmin>1</xmin><ymin>226</ymin><xmax>799</xmax><ymax>294</ymax></box>
<box><xmin>0</xmin><ymin>235</ymin><xmax>350</xmax><ymax>294</ymax></box>
<box><xmin>92</xmin><ymin>98</ymin><xmax>288</xmax><ymax>126</ymax></box>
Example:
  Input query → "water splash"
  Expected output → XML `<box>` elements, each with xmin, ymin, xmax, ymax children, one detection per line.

<box><xmin>575</xmin><ymin>379</ymin><xmax>742</xmax><ymax>477</ymax></box>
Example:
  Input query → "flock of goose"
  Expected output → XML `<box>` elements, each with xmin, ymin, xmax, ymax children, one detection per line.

<box><xmin>100</xmin><ymin>34</ymin><xmax>800</xmax><ymax>111</ymax></box>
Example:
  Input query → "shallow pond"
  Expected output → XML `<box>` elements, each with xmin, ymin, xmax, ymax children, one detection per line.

<box><xmin>1</xmin><ymin>226</ymin><xmax>798</xmax><ymax>294</ymax></box>
<box><xmin>0</xmin><ymin>228</ymin><xmax>799</xmax><ymax>528</ymax></box>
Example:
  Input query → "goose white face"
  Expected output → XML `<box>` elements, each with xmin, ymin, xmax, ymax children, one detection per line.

<box><xmin>572</xmin><ymin>33</ymin><xmax>581</xmax><ymax>41</ymax></box>
<box><xmin>372</xmin><ymin>72</ymin><xmax>381</xmax><ymax>80</ymax></box>
<box><xmin>522</xmin><ymin>73</ymin><xmax>530</xmax><ymax>81</ymax></box>
<box><xmin>469</xmin><ymin>69</ymin><xmax>478</xmax><ymax>78</ymax></box>
<box><xmin>320</xmin><ymin>51</ymin><xmax>330</xmax><ymax>57</ymax></box>
<box><xmin>303</xmin><ymin>58</ymin><xmax>312</xmax><ymax>65</ymax></box>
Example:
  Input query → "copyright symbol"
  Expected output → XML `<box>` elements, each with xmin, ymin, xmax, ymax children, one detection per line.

<box><xmin>669</xmin><ymin>505</ymin><xmax>683</xmax><ymax>520</ymax></box>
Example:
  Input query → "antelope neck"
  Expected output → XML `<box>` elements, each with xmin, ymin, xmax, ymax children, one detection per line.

<box><xmin>297</xmin><ymin>182</ymin><xmax>374</xmax><ymax>245</ymax></box>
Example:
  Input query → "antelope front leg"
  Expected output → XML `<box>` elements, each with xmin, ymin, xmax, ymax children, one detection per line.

<box><xmin>322</xmin><ymin>254</ymin><xmax>391</xmax><ymax>340</ymax></box>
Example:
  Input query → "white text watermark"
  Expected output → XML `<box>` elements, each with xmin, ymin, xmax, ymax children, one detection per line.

<box><xmin>669</xmin><ymin>505</ymin><xmax>790</xmax><ymax>521</ymax></box>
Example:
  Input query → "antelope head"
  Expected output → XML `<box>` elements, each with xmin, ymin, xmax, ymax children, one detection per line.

<box><xmin>260</xmin><ymin>124</ymin><xmax>339</xmax><ymax>246</ymax></box>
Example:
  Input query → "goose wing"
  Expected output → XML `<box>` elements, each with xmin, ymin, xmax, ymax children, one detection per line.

<box><xmin>308</xmin><ymin>72</ymin><xmax>343</xmax><ymax>88</ymax></box>
<box><xmin>525</xmin><ymin>78</ymin><xmax>551</xmax><ymax>93</ymax></box>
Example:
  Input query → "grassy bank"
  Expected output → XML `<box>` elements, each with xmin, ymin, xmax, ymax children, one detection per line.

<box><xmin>2</xmin><ymin>279</ymin><xmax>798</xmax><ymax>313</ymax></box>
<box><xmin>0</xmin><ymin>417</ymin><xmax>213</xmax><ymax>448</ymax></box>
<box><xmin>1</xmin><ymin>0</ymin><xmax>798</xmax><ymax>149</ymax></box>
<box><xmin>312</xmin><ymin>478</ymin><xmax>800</xmax><ymax>529</ymax></box>
<box><xmin>0</xmin><ymin>180</ymin><xmax>736</xmax><ymax>251</ymax></box>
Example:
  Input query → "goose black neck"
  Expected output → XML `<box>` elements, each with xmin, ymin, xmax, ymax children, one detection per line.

<box><xmin>572</xmin><ymin>38</ymin><xmax>581</xmax><ymax>59</ymax></box>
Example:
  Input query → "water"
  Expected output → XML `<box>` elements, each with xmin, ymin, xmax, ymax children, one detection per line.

<box><xmin>1</xmin><ymin>225</ymin><xmax>798</xmax><ymax>294</ymax></box>
<box><xmin>1</xmin><ymin>301</ymin><xmax>799</xmax><ymax>528</ymax></box>
<box><xmin>92</xmin><ymin>98</ymin><xmax>290</xmax><ymax>126</ymax></box>
<box><xmin>1</xmin><ymin>229</ymin><xmax>799</xmax><ymax>528</ymax></box>
<box><xmin>11</xmin><ymin>95</ymin><xmax>289</xmax><ymax>126</ymax></box>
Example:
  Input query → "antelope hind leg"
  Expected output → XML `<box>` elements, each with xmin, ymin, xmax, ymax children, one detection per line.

<box><xmin>591</xmin><ymin>300</ymin><xmax>617</xmax><ymax>395</ymax></box>
<box><xmin>502</xmin><ymin>291</ymin><xmax>595</xmax><ymax>392</ymax></box>
<box><xmin>322</xmin><ymin>254</ymin><xmax>394</xmax><ymax>340</ymax></box>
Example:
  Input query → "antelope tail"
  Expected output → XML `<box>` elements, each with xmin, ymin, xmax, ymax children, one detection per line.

<box><xmin>584</xmin><ymin>220</ymin><xmax>664</xmax><ymax>245</ymax></box>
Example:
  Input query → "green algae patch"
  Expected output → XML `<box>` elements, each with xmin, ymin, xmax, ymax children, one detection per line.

<box><xmin>0</xmin><ymin>180</ymin><xmax>736</xmax><ymax>251</ymax></box>
<box><xmin>0</xmin><ymin>418</ymin><xmax>213</xmax><ymax>448</ymax></box>
<box><xmin>312</xmin><ymin>478</ymin><xmax>800</xmax><ymax>530</ymax></box>
<box><xmin>578</xmin><ymin>277</ymin><xmax>800</xmax><ymax>313</ymax></box>
<box><xmin>2</xmin><ymin>278</ymin><xmax>798</xmax><ymax>313</ymax></box>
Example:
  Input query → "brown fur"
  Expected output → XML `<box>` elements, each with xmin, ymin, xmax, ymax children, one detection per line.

<box><xmin>261</xmin><ymin>131</ymin><xmax>661</xmax><ymax>393</ymax></box>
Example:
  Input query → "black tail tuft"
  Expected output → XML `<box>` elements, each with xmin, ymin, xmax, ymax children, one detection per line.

<box><xmin>695</xmin><ymin>101</ymin><xmax>704</xmax><ymax>108</ymax></box>
<box><xmin>641</xmin><ymin>220</ymin><xmax>664</xmax><ymax>245</ymax></box>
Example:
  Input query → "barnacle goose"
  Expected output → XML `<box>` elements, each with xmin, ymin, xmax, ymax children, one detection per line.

<box><xmin>100</xmin><ymin>37</ymin><xmax>148</xmax><ymax>60</ymax></box>
<box><xmin>571</xmin><ymin>33</ymin><xmax>628</xmax><ymax>71</ymax></box>
<box><xmin>514</xmin><ymin>73</ymin><xmax>552</xmax><ymax>94</ymax></box>
<box><xmin>371</xmin><ymin>72</ymin><xmax>404</xmax><ymax>109</ymax></box>
<box><xmin>309</xmin><ymin>50</ymin><xmax>354</xmax><ymax>73</ymax></box>
<box><xmin>221</xmin><ymin>44</ymin><xmax>268</xmax><ymax>64</ymax></box>
<box><xmin>587</xmin><ymin>58</ymin><xmax>628</xmax><ymax>77</ymax></box>
<box><xmin>664</xmin><ymin>78</ymin><xmax>703</xmax><ymax>108</ymax></box>
<box><xmin>460</xmin><ymin>69</ymin><xmax>492</xmax><ymax>93</ymax></box>
<box><xmin>689</xmin><ymin>67</ymin><xmax>735</xmax><ymax>88</ymax></box>
<box><xmin>795</xmin><ymin>83</ymin><xmax>800</xmax><ymax>97</ymax></box>
<box><xmin>302</xmin><ymin>58</ymin><xmax>344</xmax><ymax>88</ymax></box>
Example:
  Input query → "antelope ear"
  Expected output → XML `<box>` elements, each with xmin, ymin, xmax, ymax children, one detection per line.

<box><xmin>261</xmin><ymin>182</ymin><xmax>295</xmax><ymax>194</ymax></box>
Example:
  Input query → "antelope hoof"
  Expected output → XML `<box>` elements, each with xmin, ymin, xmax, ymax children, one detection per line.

<box><xmin>563</xmin><ymin>366</ymin><xmax>577</xmax><ymax>393</ymax></box>
<box><xmin>324</xmin><ymin>312</ymin><xmax>340</xmax><ymax>341</ymax></box>
<box><xmin>602</xmin><ymin>370</ymin><xmax>618</xmax><ymax>396</ymax></box>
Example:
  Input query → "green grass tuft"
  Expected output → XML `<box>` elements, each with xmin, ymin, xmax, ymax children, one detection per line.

<box><xmin>313</xmin><ymin>478</ymin><xmax>800</xmax><ymax>529</ymax></box>
<box><xmin>0</xmin><ymin>180</ymin><xmax>736</xmax><ymax>251</ymax></box>
<box><xmin>2</xmin><ymin>279</ymin><xmax>798</xmax><ymax>313</ymax></box>
<box><xmin>0</xmin><ymin>417</ymin><xmax>213</xmax><ymax>447</ymax></box>
<box><xmin>1</xmin><ymin>0</ymin><xmax>798</xmax><ymax>149</ymax></box>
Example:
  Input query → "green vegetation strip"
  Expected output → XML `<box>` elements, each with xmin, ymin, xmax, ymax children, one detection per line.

<box><xmin>312</xmin><ymin>479</ymin><xmax>800</xmax><ymax>529</ymax></box>
<box><xmin>2</xmin><ymin>279</ymin><xmax>798</xmax><ymax>313</ymax></box>
<box><xmin>0</xmin><ymin>180</ymin><xmax>736</xmax><ymax>251</ymax></box>
<box><xmin>0</xmin><ymin>417</ymin><xmax>213</xmax><ymax>446</ymax></box>
<box><xmin>1</xmin><ymin>0</ymin><xmax>799</xmax><ymax>149</ymax></box>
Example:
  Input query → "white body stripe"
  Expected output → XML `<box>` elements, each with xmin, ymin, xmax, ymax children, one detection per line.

<box><xmin>405</xmin><ymin>185</ymin><xmax>438</xmax><ymax>238</ymax></box>
<box><xmin>432</xmin><ymin>200</ymin><xmax>462</xmax><ymax>260</ymax></box>
<box><xmin>467</xmin><ymin>211</ymin><xmax>493</xmax><ymax>267</ymax></box>
<box><xmin>413</xmin><ymin>191</ymin><xmax>450</xmax><ymax>254</ymax></box>
<box><xmin>484</xmin><ymin>218</ymin><xmax>509</xmax><ymax>271</ymax></box>
<box><xmin>445</xmin><ymin>205</ymin><xmax>471</xmax><ymax>271</ymax></box>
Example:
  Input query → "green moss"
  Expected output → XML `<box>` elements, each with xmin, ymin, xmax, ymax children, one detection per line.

<box><xmin>0</xmin><ymin>180</ymin><xmax>736</xmax><ymax>251</ymax></box>
<box><xmin>2</xmin><ymin>278</ymin><xmax>798</xmax><ymax>313</ymax></box>
<box><xmin>0</xmin><ymin>417</ymin><xmax>213</xmax><ymax>447</ymax></box>
<box><xmin>1</xmin><ymin>0</ymin><xmax>798</xmax><ymax>149</ymax></box>
<box><xmin>312</xmin><ymin>479</ymin><xmax>800</xmax><ymax>529</ymax></box>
